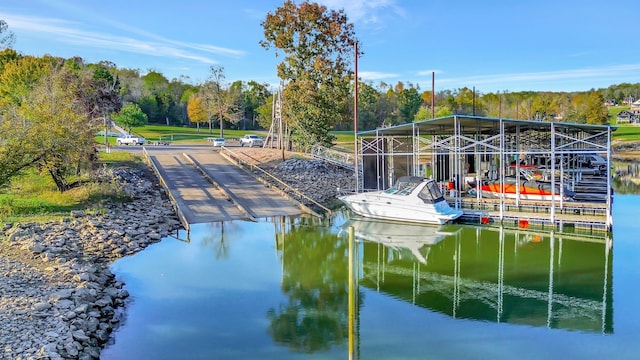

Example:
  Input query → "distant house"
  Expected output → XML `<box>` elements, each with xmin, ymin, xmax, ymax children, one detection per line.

<box><xmin>622</xmin><ymin>97</ymin><xmax>636</xmax><ymax>105</ymax></box>
<box><xmin>617</xmin><ymin>110</ymin><xmax>638</xmax><ymax>124</ymax></box>
<box><xmin>631</xmin><ymin>100</ymin><xmax>640</xmax><ymax>117</ymax></box>
<box><xmin>604</xmin><ymin>99</ymin><xmax>617</xmax><ymax>106</ymax></box>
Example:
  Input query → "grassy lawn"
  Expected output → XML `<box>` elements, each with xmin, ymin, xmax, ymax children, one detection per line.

<box><xmin>0</xmin><ymin>152</ymin><xmax>142</xmax><ymax>224</ymax></box>
<box><xmin>133</xmin><ymin>125</ymin><xmax>267</xmax><ymax>144</ymax></box>
<box><xmin>612</xmin><ymin>125</ymin><xmax>640</xmax><ymax>141</ymax></box>
<box><xmin>95</xmin><ymin>124</ymin><xmax>270</xmax><ymax>145</ymax></box>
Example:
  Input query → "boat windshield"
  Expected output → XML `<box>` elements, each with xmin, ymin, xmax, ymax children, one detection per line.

<box><xmin>384</xmin><ymin>178</ymin><xmax>420</xmax><ymax>196</ymax></box>
<box><xmin>418</xmin><ymin>180</ymin><xmax>444</xmax><ymax>203</ymax></box>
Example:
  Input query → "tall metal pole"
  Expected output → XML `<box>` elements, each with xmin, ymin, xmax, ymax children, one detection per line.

<box><xmin>348</xmin><ymin>225</ymin><xmax>355</xmax><ymax>360</ymax></box>
<box><xmin>354</xmin><ymin>42</ymin><xmax>359</xmax><ymax>193</ymax></box>
<box><xmin>279</xmin><ymin>89</ymin><xmax>284</xmax><ymax>160</ymax></box>
<box><xmin>431</xmin><ymin>71</ymin><xmax>435</xmax><ymax>119</ymax></box>
<box><xmin>472</xmin><ymin>86</ymin><xmax>476</xmax><ymax>116</ymax></box>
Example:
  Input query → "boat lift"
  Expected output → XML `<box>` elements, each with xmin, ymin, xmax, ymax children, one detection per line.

<box><xmin>353</xmin><ymin>115</ymin><xmax>615</xmax><ymax>232</ymax></box>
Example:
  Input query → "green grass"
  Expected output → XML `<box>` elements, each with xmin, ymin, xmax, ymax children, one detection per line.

<box><xmin>612</xmin><ymin>125</ymin><xmax>640</xmax><ymax>141</ymax></box>
<box><xmin>0</xmin><ymin>170</ymin><xmax>92</xmax><ymax>223</ymax></box>
<box><xmin>332</xmin><ymin>131</ymin><xmax>355</xmax><ymax>144</ymax></box>
<box><xmin>94</xmin><ymin>124</ymin><xmax>270</xmax><ymax>145</ymax></box>
<box><xmin>132</xmin><ymin>125</ymin><xmax>267</xmax><ymax>144</ymax></box>
<box><xmin>0</xmin><ymin>152</ymin><xmax>142</xmax><ymax>224</ymax></box>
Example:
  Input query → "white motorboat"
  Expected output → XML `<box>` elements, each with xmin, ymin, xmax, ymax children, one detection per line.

<box><xmin>342</xmin><ymin>218</ymin><xmax>454</xmax><ymax>264</ymax></box>
<box><xmin>338</xmin><ymin>176</ymin><xmax>463</xmax><ymax>225</ymax></box>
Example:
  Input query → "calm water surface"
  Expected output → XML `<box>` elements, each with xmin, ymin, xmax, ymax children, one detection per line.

<box><xmin>101</xmin><ymin>192</ymin><xmax>640</xmax><ymax>359</ymax></box>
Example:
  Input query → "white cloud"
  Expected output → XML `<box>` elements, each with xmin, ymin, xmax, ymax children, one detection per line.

<box><xmin>359</xmin><ymin>70</ymin><xmax>399</xmax><ymax>80</ymax></box>
<box><xmin>440</xmin><ymin>64</ymin><xmax>640</xmax><ymax>87</ymax></box>
<box><xmin>315</xmin><ymin>0</ymin><xmax>405</xmax><ymax>24</ymax></box>
<box><xmin>417</xmin><ymin>69</ymin><xmax>444</xmax><ymax>76</ymax></box>
<box><xmin>0</xmin><ymin>12</ymin><xmax>244</xmax><ymax>63</ymax></box>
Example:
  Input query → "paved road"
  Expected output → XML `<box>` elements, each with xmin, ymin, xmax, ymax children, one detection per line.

<box><xmin>145</xmin><ymin>146</ymin><xmax>304</xmax><ymax>225</ymax></box>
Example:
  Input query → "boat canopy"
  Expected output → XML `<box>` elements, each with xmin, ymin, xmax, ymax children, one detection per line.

<box><xmin>384</xmin><ymin>176</ymin><xmax>424</xmax><ymax>195</ymax></box>
<box><xmin>385</xmin><ymin>176</ymin><xmax>445</xmax><ymax>203</ymax></box>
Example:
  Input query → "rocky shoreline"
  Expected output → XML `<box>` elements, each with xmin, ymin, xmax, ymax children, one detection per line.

<box><xmin>259</xmin><ymin>157</ymin><xmax>356</xmax><ymax>211</ymax></box>
<box><xmin>0</xmin><ymin>155</ymin><xmax>353</xmax><ymax>359</ymax></box>
<box><xmin>0</xmin><ymin>167</ymin><xmax>182</xmax><ymax>359</ymax></box>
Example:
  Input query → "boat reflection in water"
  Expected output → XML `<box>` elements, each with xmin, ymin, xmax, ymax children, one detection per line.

<box><xmin>345</xmin><ymin>220</ymin><xmax>613</xmax><ymax>334</ymax></box>
<box><xmin>342</xmin><ymin>218</ymin><xmax>456</xmax><ymax>264</ymax></box>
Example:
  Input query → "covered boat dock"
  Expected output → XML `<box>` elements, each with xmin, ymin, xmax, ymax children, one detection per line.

<box><xmin>353</xmin><ymin>115</ymin><xmax>615</xmax><ymax>232</ymax></box>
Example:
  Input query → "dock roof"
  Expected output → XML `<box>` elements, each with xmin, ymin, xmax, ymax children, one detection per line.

<box><xmin>357</xmin><ymin>115</ymin><xmax>617</xmax><ymax>137</ymax></box>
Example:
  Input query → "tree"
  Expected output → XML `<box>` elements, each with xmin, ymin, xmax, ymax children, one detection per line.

<box><xmin>351</xmin><ymin>81</ymin><xmax>380</xmax><ymax>131</ymax></box>
<box><xmin>0</xmin><ymin>107</ymin><xmax>39</xmax><ymax>187</ymax></box>
<box><xmin>113</xmin><ymin>103</ymin><xmax>148</xmax><ymax>133</ymax></box>
<box><xmin>201</xmin><ymin>66</ymin><xmax>242</xmax><ymax>136</ymax></box>
<box><xmin>0</xmin><ymin>56</ymin><xmax>120</xmax><ymax>190</ymax></box>
<box><xmin>0</xmin><ymin>20</ymin><xmax>15</xmax><ymax>50</ymax></box>
<box><xmin>187</xmin><ymin>94</ymin><xmax>208</xmax><ymax>132</ymax></box>
<box><xmin>242</xmin><ymin>81</ymin><xmax>271</xmax><ymax>130</ymax></box>
<box><xmin>0</xmin><ymin>54</ymin><xmax>58</xmax><ymax>108</ymax></box>
<box><xmin>14</xmin><ymin>67</ymin><xmax>94</xmax><ymax>191</ymax></box>
<box><xmin>0</xmin><ymin>48</ymin><xmax>19</xmax><ymax>74</ymax></box>
<box><xmin>585</xmin><ymin>91</ymin><xmax>609</xmax><ymax>124</ymax></box>
<box><xmin>255</xmin><ymin>94</ymin><xmax>274</xmax><ymax>130</ymax></box>
<box><xmin>227</xmin><ymin>80</ymin><xmax>244</xmax><ymax>128</ymax></box>
<box><xmin>565</xmin><ymin>93</ymin><xmax>587</xmax><ymax>123</ymax></box>
<box><xmin>139</xmin><ymin>70</ymin><xmax>169</xmax><ymax>123</ymax></box>
<box><xmin>261</xmin><ymin>0</ymin><xmax>359</xmax><ymax>149</ymax></box>
<box><xmin>414</xmin><ymin>106</ymin><xmax>431</xmax><ymax>121</ymax></box>
<box><xmin>396</xmin><ymin>82</ymin><xmax>423</xmax><ymax>123</ymax></box>
<box><xmin>82</xmin><ymin>61</ymin><xmax>122</xmax><ymax>120</ymax></box>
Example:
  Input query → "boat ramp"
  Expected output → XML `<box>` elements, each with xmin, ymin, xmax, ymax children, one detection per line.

<box><xmin>142</xmin><ymin>146</ymin><xmax>315</xmax><ymax>232</ymax></box>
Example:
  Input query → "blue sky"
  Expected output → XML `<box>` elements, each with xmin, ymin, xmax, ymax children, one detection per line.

<box><xmin>2</xmin><ymin>0</ymin><xmax>638</xmax><ymax>93</ymax></box>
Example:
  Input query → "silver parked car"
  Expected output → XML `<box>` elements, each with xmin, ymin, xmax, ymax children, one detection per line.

<box><xmin>212</xmin><ymin>138</ymin><xmax>225</xmax><ymax>147</ymax></box>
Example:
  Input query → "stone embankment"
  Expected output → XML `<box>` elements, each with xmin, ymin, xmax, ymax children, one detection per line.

<box><xmin>613</xmin><ymin>141</ymin><xmax>640</xmax><ymax>160</ymax></box>
<box><xmin>256</xmin><ymin>158</ymin><xmax>356</xmax><ymax>211</ymax></box>
<box><xmin>0</xmin><ymin>167</ymin><xmax>181</xmax><ymax>360</ymax></box>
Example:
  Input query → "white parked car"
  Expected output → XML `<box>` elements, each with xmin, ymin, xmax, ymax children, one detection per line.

<box><xmin>212</xmin><ymin>138</ymin><xmax>225</xmax><ymax>147</ymax></box>
<box><xmin>240</xmin><ymin>134</ymin><xmax>264</xmax><ymax>147</ymax></box>
<box><xmin>116</xmin><ymin>134</ymin><xmax>146</xmax><ymax>146</ymax></box>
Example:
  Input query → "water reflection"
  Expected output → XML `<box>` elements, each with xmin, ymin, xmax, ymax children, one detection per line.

<box><xmin>268</xmin><ymin>216</ymin><xmax>350</xmax><ymax>353</ymax></box>
<box><xmin>348</xmin><ymin>220</ymin><xmax>613</xmax><ymax>334</ymax></box>
<box><xmin>613</xmin><ymin>160</ymin><xmax>640</xmax><ymax>194</ymax></box>
<box><xmin>199</xmin><ymin>221</ymin><xmax>245</xmax><ymax>259</ymax></box>
<box><xmin>342</xmin><ymin>218</ymin><xmax>454</xmax><ymax>264</ymax></box>
<box><xmin>103</xmin><ymin>212</ymin><xmax>620</xmax><ymax>359</ymax></box>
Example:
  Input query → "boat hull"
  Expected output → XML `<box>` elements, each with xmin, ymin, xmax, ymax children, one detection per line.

<box><xmin>479</xmin><ymin>183</ymin><xmax>563</xmax><ymax>201</ymax></box>
<box><xmin>339</xmin><ymin>193</ymin><xmax>463</xmax><ymax>225</ymax></box>
<box><xmin>467</xmin><ymin>178</ymin><xmax>575</xmax><ymax>201</ymax></box>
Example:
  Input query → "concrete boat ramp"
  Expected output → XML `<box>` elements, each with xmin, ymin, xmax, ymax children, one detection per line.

<box><xmin>143</xmin><ymin>147</ymin><xmax>306</xmax><ymax>229</ymax></box>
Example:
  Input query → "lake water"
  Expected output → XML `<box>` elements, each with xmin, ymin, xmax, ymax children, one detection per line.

<box><xmin>101</xmin><ymin>185</ymin><xmax>640</xmax><ymax>359</ymax></box>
